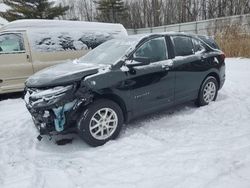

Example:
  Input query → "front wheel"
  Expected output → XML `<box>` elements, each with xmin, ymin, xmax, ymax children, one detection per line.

<box><xmin>77</xmin><ymin>99</ymin><xmax>124</xmax><ymax>147</ymax></box>
<box><xmin>196</xmin><ymin>76</ymin><xmax>218</xmax><ymax>106</ymax></box>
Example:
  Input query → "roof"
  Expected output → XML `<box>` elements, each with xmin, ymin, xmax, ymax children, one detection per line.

<box><xmin>127</xmin><ymin>32</ymin><xmax>200</xmax><ymax>42</ymax></box>
<box><xmin>0</xmin><ymin>19</ymin><xmax>127</xmax><ymax>33</ymax></box>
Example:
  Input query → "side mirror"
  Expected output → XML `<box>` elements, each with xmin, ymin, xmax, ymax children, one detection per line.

<box><xmin>126</xmin><ymin>57</ymin><xmax>150</xmax><ymax>69</ymax></box>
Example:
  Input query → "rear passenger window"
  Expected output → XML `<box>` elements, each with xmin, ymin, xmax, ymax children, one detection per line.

<box><xmin>172</xmin><ymin>36</ymin><xmax>194</xmax><ymax>56</ymax></box>
<box><xmin>193</xmin><ymin>39</ymin><xmax>206</xmax><ymax>53</ymax></box>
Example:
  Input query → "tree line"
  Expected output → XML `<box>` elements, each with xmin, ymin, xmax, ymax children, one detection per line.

<box><xmin>60</xmin><ymin>0</ymin><xmax>250</xmax><ymax>29</ymax></box>
<box><xmin>1</xmin><ymin>0</ymin><xmax>250</xmax><ymax>29</ymax></box>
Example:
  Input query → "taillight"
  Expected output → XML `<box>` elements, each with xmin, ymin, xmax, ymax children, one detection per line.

<box><xmin>220</xmin><ymin>53</ymin><xmax>226</xmax><ymax>62</ymax></box>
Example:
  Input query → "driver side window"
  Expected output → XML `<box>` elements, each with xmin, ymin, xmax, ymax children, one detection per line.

<box><xmin>134</xmin><ymin>37</ymin><xmax>168</xmax><ymax>63</ymax></box>
<box><xmin>0</xmin><ymin>33</ymin><xmax>25</xmax><ymax>53</ymax></box>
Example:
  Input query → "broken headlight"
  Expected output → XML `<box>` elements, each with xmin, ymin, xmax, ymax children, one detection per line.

<box><xmin>25</xmin><ymin>85</ymin><xmax>74</xmax><ymax>108</ymax></box>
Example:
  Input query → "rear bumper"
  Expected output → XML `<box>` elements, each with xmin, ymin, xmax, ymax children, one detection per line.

<box><xmin>219</xmin><ymin>75</ymin><xmax>226</xmax><ymax>90</ymax></box>
<box><xmin>219</xmin><ymin>62</ymin><xmax>226</xmax><ymax>90</ymax></box>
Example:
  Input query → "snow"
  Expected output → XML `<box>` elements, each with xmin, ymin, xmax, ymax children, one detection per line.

<box><xmin>0</xmin><ymin>3</ymin><xmax>10</xmax><ymax>12</ymax></box>
<box><xmin>1</xmin><ymin>19</ymin><xmax>127</xmax><ymax>32</ymax></box>
<box><xmin>28</xmin><ymin>29</ymin><xmax>114</xmax><ymax>52</ymax></box>
<box><xmin>0</xmin><ymin>19</ymin><xmax>128</xmax><ymax>52</ymax></box>
<box><xmin>0</xmin><ymin>3</ymin><xmax>9</xmax><ymax>26</ymax></box>
<box><xmin>120</xmin><ymin>65</ymin><xmax>130</xmax><ymax>72</ymax></box>
<box><xmin>0</xmin><ymin>17</ymin><xmax>8</xmax><ymax>26</ymax></box>
<box><xmin>1</xmin><ymin>57</ymin><xmax>250</xmax><ymax>188</ymax></box>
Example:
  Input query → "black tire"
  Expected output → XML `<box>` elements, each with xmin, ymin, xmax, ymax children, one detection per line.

<box><xmin>196</xmin><ymin>76</ymin><xmax>218</xmax><ymax>107</ymax></box>
<box><xmin>77</xmin><ymin>99</ymin><xmax>124</xmax><ymax>147</ymax></box>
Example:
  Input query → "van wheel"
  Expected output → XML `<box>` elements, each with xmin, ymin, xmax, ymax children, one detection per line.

<box><xmin>77</xmin><ymin>99</ymin><xmax>124</xmax><ymax>147</ymax></box>
<box><xmin>196</xmin><ymin>76</ymin><xmax>218</xmax><ymax>107</ymax></box>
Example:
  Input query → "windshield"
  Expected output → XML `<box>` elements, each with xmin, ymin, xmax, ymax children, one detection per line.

<box><xmin>79</xmin><ymin>38</ymin><xmax>135</xmax><ymax>65</ymax></box>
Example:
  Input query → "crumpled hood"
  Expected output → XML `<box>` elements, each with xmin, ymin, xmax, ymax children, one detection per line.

<box><xmin>26</xmin><ymin>60</ymin><xmax>108</xmax><ymax>88</ymax></box>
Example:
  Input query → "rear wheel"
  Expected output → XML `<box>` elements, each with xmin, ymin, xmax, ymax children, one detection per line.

<box><xmin>196</xmin><ymin>76</ymin><xmax>218</xmax><ymax>106</ymax></box>
<box><xmin>77</xmin><ymin>99</ymin><xmax>124</xmax><ymax>147</ymax></box>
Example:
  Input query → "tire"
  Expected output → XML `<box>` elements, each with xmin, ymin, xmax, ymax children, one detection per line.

<box><xmin>77</xmin><ymin>99</ymin><xmax>124</xmax><ymax>147</ymax></box>
<box><xmin>196</xmin><ymin>76</ymin><xmax>218</xmax><ymax>107</ymax></box>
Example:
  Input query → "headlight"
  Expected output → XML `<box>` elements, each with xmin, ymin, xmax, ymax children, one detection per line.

<box><xmin>30</xmin><ymin>85</ymin><xmax>73</xmax><ymax>100</ymax></box>
<box><xmin>25</xmin><ymin>85</ymin><xmax>74</xmax><ymax>108</ymax></box>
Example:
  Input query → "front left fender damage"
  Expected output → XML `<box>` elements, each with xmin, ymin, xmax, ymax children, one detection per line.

<box><xmin>25</xmin><ymin>85</ymin><xmax>94</xmax><ymax>137</ymax></box>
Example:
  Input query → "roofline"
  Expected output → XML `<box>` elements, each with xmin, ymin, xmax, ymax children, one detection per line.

<box><xmin>0</xmin><ymin>29</ymin><xmax>27</xmax><ymax>32</ymax></box>
<box><xmin>1</xmin><ymin>19</ymin><xmax>126</xmax><ymax>31</ymax></box>
<box><xmin>130</xmin><ymin>31</ymin><xmax>200</xmax><ymax>38</ymax></box>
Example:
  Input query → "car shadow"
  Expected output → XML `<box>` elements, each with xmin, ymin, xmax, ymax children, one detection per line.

<box><xmin>124</xmin><ymin>101</ymin><xmax>197</xmax><ymax>130</ymax></box>
<box><xmin>35</xmin><ymin>100</ymin><xmax>202</xmax><ymax>152</ymax></box>
<box><xmin>0</xmin><ymin>92</ymin><xmax>23</xmax><ymax>101</ymax></box>
<box><xmin>39</xmin><ymin>101</ymin><xmax>198</xmax><ymax>149</ymax></box>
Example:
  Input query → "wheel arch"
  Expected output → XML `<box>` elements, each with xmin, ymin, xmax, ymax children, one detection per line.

<box><xmin>204</xmin><ymin>72</ymin><xmax>220</xmax><ymax>89</ymax></box>
<box><xmin>196</xmin><ymin>72</ymin><xmax>219</xmax><ymax>106</ymax></box>
<box><xmin>197</xmin><ymin>71</ymin><xmax>220</xmax><ymax>100</ymax></box>
<box><xmin>94</xmin><ymin>93</ymin><xmax>129</xmax><ymax>123</ymax></box>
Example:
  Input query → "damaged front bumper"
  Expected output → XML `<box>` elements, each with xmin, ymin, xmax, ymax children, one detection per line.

<box><xmin>24</xmin><ymin>84</ymin><xmax>92</xmax><ymax>136</ymax></box>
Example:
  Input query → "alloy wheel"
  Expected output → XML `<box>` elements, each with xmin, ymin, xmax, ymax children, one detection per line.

<box><xmin>203</xmin><ymin>81</ymin><xmax>216</xmax><ymax>103</ymax></box>
<box><xmin>89</xmin><ymin>108</ymin><xmax>118</xmax><ymax>140</ymax></box>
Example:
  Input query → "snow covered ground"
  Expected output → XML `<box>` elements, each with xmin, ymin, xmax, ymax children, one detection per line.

<box><xmin>0</xmin><ymin>58</ymin><xmax>250</xmax><ymax>188</ymax></box>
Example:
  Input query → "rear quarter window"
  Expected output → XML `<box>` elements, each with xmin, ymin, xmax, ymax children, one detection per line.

<box><xmin>198</xmin><ymin>35</ymin><xmax>220</xmax><ymax>49</ymax></box>
<box><xmin>172</xmin><ymin>36</ymin><xmax>194</xmax><ymax>56</ymax></box>
<box><xmin>192</xmin><ymin>38</ymin><xmax>206</xmax><ymax>54</ymax></box>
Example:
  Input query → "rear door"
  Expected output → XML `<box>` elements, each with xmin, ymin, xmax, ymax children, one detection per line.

<box><xmin>0</xmin><ymin>32</ymin><xmax>33</xmax><ymax>93</ymax></box>
<box><xmin>171</xmin><ymin>35</ymin><xmax>208</xmax><ymax>103</ymax></box>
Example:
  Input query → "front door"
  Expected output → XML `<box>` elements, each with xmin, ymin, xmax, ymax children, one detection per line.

<box><xmin>0</xmin><ymin>32</ymin><xmax>33</xmax><ymax>93</ymax></box>
<box><xmin>126</xmin><ymin>37</ymin><xmax>175</xmax><ymax>117</ymax></box>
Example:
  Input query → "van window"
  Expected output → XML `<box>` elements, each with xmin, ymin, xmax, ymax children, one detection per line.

<box><xmin>0</xmin><ymin>33</ymin><xmax>25</xmax><ymax>53</ymax></box>
<box><xmin>134</xmin><ymin>37</ymin><xmax>168</xmax><ymax>62</ymax></box>
<box><xmin>172</xmin><ymin>36</ymin><xmax>194</xmax><ymax>56</ymax></box>
<box><xmin>29</xmin><ymin>30</ymin><xmax>114</xmax><ymax>52</ymax></box>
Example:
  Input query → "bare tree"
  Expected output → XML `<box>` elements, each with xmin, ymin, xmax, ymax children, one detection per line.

<box><xmin>58</xmin><ymin>0</ymin><xmax>250</xmax><ymax>29</ymax></box>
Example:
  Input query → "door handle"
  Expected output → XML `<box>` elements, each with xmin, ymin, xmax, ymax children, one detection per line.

<box><xmin>162</xmin><ymin>65</ymin><xmax>170</xmax><ymax>71</ymax></box>
<box><xmin>201</xmin><ymin>56</ymin><xmax>206</xmax><ymax>62</ymax></box>
<box><xmin>26</xmin><ymin>54</ymin><xmax>30</xmax><ymax>61</ymax></box>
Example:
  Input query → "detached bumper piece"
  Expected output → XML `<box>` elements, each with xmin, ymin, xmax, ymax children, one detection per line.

<box><xmin>52</xmin><ymin>100</ymin><xmax>77</xmax><ymax>132</ymax></box>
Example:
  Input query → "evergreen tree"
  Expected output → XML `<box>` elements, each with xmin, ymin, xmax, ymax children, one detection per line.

<box><xmin>0</xmin><ymin>0</ymin><xmax>69</xmax><ymax>21</ymax></box>
<box><xmin>95</xmin><ymin>0</ymin><xmax>127</xmax><ymax>23</ymax></box>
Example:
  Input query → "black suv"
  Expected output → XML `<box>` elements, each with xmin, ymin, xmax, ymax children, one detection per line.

<box><xmin>24</xmin><ymin>33</ymin><xmax>226</xmax><ymax>146</ymax></box>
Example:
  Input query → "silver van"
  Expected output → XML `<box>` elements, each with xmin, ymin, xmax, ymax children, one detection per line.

<box><xmin>0</xmin><ymin>19</ymin><xmax>127</xmax><ymax>94</ymax></box>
